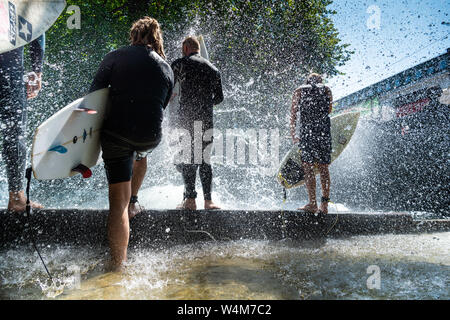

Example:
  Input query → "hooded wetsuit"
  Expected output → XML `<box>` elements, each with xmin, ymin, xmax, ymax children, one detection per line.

<box><xmin>89</xmin><ymin>44</ymin><xmax>174</xmax><ymax>184</ymax></box>
<box><xmin>0</xmin><ymin>34</ymin><xmax>45</xmax><ymax>192</ymax></box>
<box><xmin>171</xmin><ymin>52</ymin><xmax>223</xmax><ymax>200</ymax></box>
<box><xmin>296</xmin><ymin>83</ymin><xmax>332</xmax><ymax>164</ymax></box>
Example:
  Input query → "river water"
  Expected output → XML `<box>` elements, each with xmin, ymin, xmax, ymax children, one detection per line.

<box><xmin>1</xmin><ymin>232</ymin><xmax>448</xmax><ymax>300</ymax></box>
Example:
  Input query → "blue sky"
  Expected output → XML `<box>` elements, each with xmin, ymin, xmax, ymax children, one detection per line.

<box><xmin>327</xmin><ymin>0</ymin><xmax>450</xmax><ymax>99</ymax></box>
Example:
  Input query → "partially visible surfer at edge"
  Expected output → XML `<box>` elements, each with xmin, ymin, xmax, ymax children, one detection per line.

<box><xmin>290</xmin><ymin>73</ymin><xmax>333</xmax><ymax>214</ymax></box>
<box><xmin>0</xmin><ymin>34</ymin><xmax>45</xmax><ymax>212</ymax></box>
<box><xmin>89</xmin><ymin>17</ymin><xmax>174</xmax><ymax>271</ymax></box>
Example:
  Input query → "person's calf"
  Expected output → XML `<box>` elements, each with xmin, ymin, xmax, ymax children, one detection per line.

<box><xmin>107</xmin><ymin>181</ymin><xmax>131</xmax><ymax>270</ymax></box>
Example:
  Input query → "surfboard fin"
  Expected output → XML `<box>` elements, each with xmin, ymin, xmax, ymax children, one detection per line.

<box><xmin>75</xmin><ymin>107</ymin><xmax>97</xmax><ymax>114</ymax></box>
<box><xmin>72</xmin><ymin>164</ymin><xmax>92</xmax><ymax>179</ymax></box>
<box><xmin>48</xmin><ymin>145</ymin><xmax>68</xmax><ymax>154</ymax></box>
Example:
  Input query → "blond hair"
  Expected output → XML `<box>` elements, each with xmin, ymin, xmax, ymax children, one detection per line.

<box><xmin>182</xmin><ymin>36</ymin><xmax>200</xmax><ymax>51</ymax></box>
<box><xmin>306</xmin><ymin>73</ymin><xmax>323</xmax><ymax>85</ymax></box>
<box><xmin>130</xmin><ymin>16</ymin><xmax>166</xmax><ymax>59</ymax></box>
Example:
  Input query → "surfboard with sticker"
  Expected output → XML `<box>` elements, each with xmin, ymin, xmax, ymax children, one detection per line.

<box><xmin>277</xmin><ymin>112</ymin><xmax>360</xmax><ymax>189</ymax></box>
<box><xmin>31</xmin><ymin>88</ymin><xmax>109</xmax><ymax>180</ymax></box>
<box><xmin>0</xmin><ymin>0</ymin><xmax>66</xmax><ymax>54</ymax></box>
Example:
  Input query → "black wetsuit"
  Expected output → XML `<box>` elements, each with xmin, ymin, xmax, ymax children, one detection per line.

<box><xmin>0</xmin><ymin>35</ymin><xmax>45</xmax><ymax>192</ymax></box>
<box><xmin>90</xmin><ymin>45</ymin><xmax>174</xmax><ymax>184</ymax></box>
<box><xmin>297</xmin><ymin>83</ymin><xmax>332</xmax><ymax>164</ymax></box>
<box><xmin>171</xmin><ymin>52</ymin><xmax>223</xmax><ymax>200</ymax></box>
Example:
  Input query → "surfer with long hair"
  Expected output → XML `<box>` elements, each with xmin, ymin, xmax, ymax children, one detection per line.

<box><xmin>89</xmin><ymin>17</ymin><xmax>174</xmax><ymax>270</ymax></box>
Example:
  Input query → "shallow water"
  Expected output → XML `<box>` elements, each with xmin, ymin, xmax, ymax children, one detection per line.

<box><xmin>1</xmin><ymin>232</ymin><xmax>448</xmax><ymax>300</ymax></box>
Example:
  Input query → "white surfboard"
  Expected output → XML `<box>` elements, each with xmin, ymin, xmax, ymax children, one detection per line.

<box><xmin>198</xmin><ymin>35</ymin><xmax>209</xmax><ymax>60</ymax></box>
<box><xmin>0</xmin><ymin>0</ymin><xmax>66</xmax><ymax>54</ymax></box>
<box><xmin>167</xmin><ymin>34</ymin><xmax>209</xmax><ymax>127</ymax></box>
<box><xmin>31</xmin><ymin>88</ymin><xmax>109</xmax><ymax>180</ymax></box>
<box><xmin>439</xmin><ymin>87</ymin><xmax>450</xmax><ymax>105</ymax></box>
<box><xmin>277</xmin><ymin>111</ymin><xmax>360</xmax><ymax>189</ymax></box>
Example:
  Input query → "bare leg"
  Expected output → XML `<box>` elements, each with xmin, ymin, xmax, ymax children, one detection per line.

<box><xmin>298</xmin><ymin>162</ymin><xmax>318</xmax><ymax>212</ymax></box>
<box><xmin>8</xmin><ymin>191</ymin><xmax>43</xmax><ymax>212</ymax></box>
<box><xmin>107</xmin><ymin>181</ymin><xmax>131</xmax><ymax>271</ymax></box>
<box><xmin>318</xmin><ymin>164</ymin><xmax>330</xmax><ymax>214</ymax></box>
<box><xmin>128</xmin><ymin>158</ymin><xmax>147</xmax><ymax>219</ymax></box>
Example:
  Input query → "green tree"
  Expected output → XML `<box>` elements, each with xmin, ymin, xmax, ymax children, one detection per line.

<box><xmin>35</xmin><ymin>0</ymin><xmax>351</xmax><ymax>128</ymax></box>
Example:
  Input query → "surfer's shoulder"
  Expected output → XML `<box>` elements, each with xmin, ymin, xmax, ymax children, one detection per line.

<box><xmin>296</xmin><ymin>84</ymin><xmax>311</xmax><ymax>92</ymax></box>
<box><xmin>103</xmin><ymin>46</ymin><xmax>128</xmax><ymax>59</ymax></box>
<box><xmin>170</xmin><ymin>57</ymin><xmax>184</xmax><ymax>71</ymax></box>
<box><xmin>112</xmin><ymin>45</ymin><xmax>130</xmax><ymax>52</ymax></box>
<box><xmin>193</xmin><ymin>55</ymin><xmax>219</xmax><ymax>76</ymax></box>
<box><xmin>205</xmin><ymin>59</ymin><xmax>219</xmax><ymax>73</ymax></box>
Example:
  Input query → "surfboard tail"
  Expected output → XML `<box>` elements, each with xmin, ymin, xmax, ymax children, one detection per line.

<box><xmin>72</xmin><ymin>164</ymin><xmax>92</xmax><ymax>179</ymax></box>
<box><xmin>75</xmin><ymin>107</ymin><xmax>98</xmax><ymax>114</ymax></box>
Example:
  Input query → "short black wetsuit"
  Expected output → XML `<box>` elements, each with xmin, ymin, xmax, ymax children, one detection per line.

<box><xmin>297</xmin><ymin>84</ymin><xmax>332</xmax><ymax>164</ymax></box>
<box><xmin>90</xmin><ymin>45</ymin><xmax>174</xmax><ymax>184</ymax></box>
<box><xmin>0</xmin><ymin>35</ymin><xmax>45</xmax><ymax>192</ymax></box>
<box><xmin>171</xmin><ymin>52</ymin><xmax>223</xmax><ymax>200</ymax></box>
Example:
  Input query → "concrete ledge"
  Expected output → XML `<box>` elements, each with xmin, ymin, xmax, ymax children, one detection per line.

<box><xmin>1</xmin><ymin>209</ymin><xmax>449</xmax><ymax>249</ymax></box>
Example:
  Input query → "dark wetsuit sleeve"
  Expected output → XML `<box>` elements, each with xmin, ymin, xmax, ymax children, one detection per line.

<box><xmin>89</xmin><ymin>51</ymin><xmax>115</xmax><ymax>93</ymax></box>
<box><xmin>171</xmin><ymin>60</ymin><xmax>180</xmax><ymax>84</ymax></box>
<box><xmin>163</xmin><ymin>79</ymin><xmax>173</xmax><ymax>109</ymax></box>
<box><xmin>162</xmin><ymin>61</ymin><xmax>174</xmax><ymax>109</ymax></box>
<box><xmin>212</xmin><ymin>69</ymin><xmax>224</xmax><ymax>105</ymax></box>
<box><xmin>29</xmin><ymin>34</ymin><xmax>45</xmax><ymax>73</ymax></box>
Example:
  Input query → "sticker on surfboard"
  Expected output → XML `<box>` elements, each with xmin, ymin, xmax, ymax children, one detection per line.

<box><xmin>0</xmin><ymin>0</ymin><xmax>66</xmax><ymax>54</ymax></box>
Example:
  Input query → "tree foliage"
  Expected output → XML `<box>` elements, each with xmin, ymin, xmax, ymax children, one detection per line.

<box><xmin>46</xmin><ymin>0</ymin><xmax>350</xmax><ymax>83</ymax></box>
<box><xmin>33</xmin><ymin>0</ymin><xmax>351</xmax><ymax>128</ymax></box>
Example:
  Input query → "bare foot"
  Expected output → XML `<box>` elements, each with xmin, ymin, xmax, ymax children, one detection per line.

<box><xmin>176</xmin><ymin>198</ymin><xmax>197</xmax><ymax>210</ymax></box>
<box><xmin>204</xmin><ymin>200</ymin><xmax>221</xmax><ymax>210</ymax></box>
<box><xmin>297</xmin><ymin>203</ymin><xmax>318</xmax><ymax>213</ymax></box>
<box><xmin>7</xmin><ymin>191</ymin><xmax>43</xmax><ymax>212</ymax></box>
<box><xmin>128</xmin><ymin>202</ymin><xmax>144</xmax><ymax>220</ymax></box>
<box><xmin>317</xmin><ymin>202</ymin><xmax>328</xmax><ymax>214</ymax></box>
<box><xmin>105</xmin><ymin>259</ymin><xmax>126</xmax><ymax>273</ymax></box>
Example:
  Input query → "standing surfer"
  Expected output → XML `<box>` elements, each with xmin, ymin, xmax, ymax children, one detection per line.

<box><xmin>171</xmin><ymin>36</ymin><xmax>224</xmax><ymax>210</ymax></box>
<box><xmin>290</xmin><ymin>73</ymin><xmax>333</xmax><ymax>214</ymax></box>
<box><xmin>0</xmin><ymin>35</ymin><xmax>45</xmax><ymax>212</ymax></box>
<box><xmin>89</xmin><ymin>17</ymin><xmax>174</xmax><ymax>270</ymax></box>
